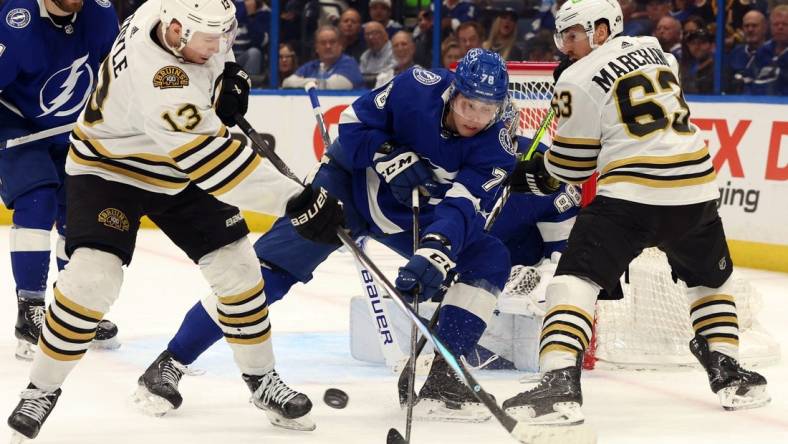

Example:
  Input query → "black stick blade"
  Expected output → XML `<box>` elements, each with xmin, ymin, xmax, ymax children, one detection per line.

<box><xmin>387</xmin><ymin>428</ymin><xmax>407</xmax><ymax>444</ymax></box>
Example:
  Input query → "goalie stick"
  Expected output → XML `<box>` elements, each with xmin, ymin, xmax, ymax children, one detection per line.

<box><xmin>235</xmin><ymin>114</ymin><xmax>596</xmax><ymax>444</ymax></box>
<box><xmin>304</xmin><ymin>82</ymin><xmax>404</xmax><ymax>368</ymax></box>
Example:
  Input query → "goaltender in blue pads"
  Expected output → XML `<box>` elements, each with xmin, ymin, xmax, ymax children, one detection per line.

<box><xmin>138</xmin><ymin>49</ymin><xmax>517</xmax><ymax>423</ymax></box>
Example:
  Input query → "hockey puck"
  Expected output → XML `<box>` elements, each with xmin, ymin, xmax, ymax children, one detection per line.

<box><xmin>323</xmin><ymin>388</ymin><xmax>348</xmax><ymax>409</ymax></box>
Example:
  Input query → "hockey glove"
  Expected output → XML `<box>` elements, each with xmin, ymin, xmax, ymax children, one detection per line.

<box><xmin>395</xmin><ymin>237</ymin><xmax>456</xmax><ymax>303</ymax></box>
<box><xmin>509</xmin><ymin>152</ymin><xmax>561</xmax><ymax>196</ymax></box>
<box><xmin>373</xmin><ymin>143</ymin><xmax>438</xmax><ymax>206</ymax></box>
<box><xmin>216</xmin><ymin>62</ymin><xmax>251</xmax><ymax>127</ymax></box>
<box><xmin>553</xmin><ymin>57</ymin><xmax>575</xmax><ymax>83</ymax></box>
<box><xmin>286</xmin><ymin>185</ymin><xmax>345</xmax><ymax>245</ymax></box>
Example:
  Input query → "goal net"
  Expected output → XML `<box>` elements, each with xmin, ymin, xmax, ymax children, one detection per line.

<box><xmin>506</xmin><ymin>62</ymin><xmax>780</xmax><ymax>370</ymax></box>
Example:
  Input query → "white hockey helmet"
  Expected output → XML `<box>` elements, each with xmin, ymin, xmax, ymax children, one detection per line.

<box><xmin>160</xmin><ymin>0</ymin><xmax>237</xmax><ymax>53</ymax></box>
<box><xmin>553</xmin><ymin>0</ymin><xmax>624</xmax><ymax>52</ymax></box>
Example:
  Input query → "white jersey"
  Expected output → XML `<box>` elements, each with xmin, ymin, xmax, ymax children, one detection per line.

<box><xmin>67</xmin><ymin>0</ymin><xmax>301</xmax><ymax>215</ymax></box>
<box><xmin>545</xmin><ymin>36</ymin><xmax>719</xmax><ymax>206</ymax></box>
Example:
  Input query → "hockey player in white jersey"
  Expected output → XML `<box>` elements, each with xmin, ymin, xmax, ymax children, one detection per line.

<box><xmin>6</xmin><ymin>0</ymin><xmax>344</xmax><ymax>440</ymax></box>
<box><xmin>501</xmin><ymin>0</ymin><xmax>770</xmax><ymax>426</ymax></box>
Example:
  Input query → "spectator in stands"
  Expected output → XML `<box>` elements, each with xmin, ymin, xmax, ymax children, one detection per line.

<box><xmin>233</xmin><ymin>0</ymin><xmax>269</xmax><ymax>81</ymax></box>
<box><xmin>276</xmin><ymin>43</ymin><xmax>299</xmax><ymax>87</ymax></box>
<box><xmin>682</xmin><ymin>15</ymin><xmax>706</xmax><ymax>35</ymax></box>
<box><xmin>281</xmin><ymin>0</ymin><xmax>315</xmax><ymax>52</ymax></box>
<box><xmin>374</xmin><ymin>31</ymin><xmax>417</xmax><ymax>88</ymax></box>
<box><xmin>441</xmin><ymin>37</ymin><xmax>463</xmax><ymax>68</ymax></box>
<box><xmin>669</xmin><ymin>0</ymin><xmax>693</xmax><ymax>23</ymax></box>
<box><xmin>360</xmin><ymin>21</ymin><xmax>395</xmax><ymax>88</ymax></box>
<box><xmin>655</xmin><ymin>15</ymin><xmax>683</xmax><ymax>59</ymax></box>
<box><xmin>339</xmin><ymin>8</ymin><xmax>366</xmax><ymax>61</ymax></box>
<box><xmin>282</xmin><ymin>25</ymin><xmax>364</xmax><ymax>89</ymax></box>
<box><xmin>439</xmin><ymin>0</ymin><xmax>477</xmax><ymax>34</ymax></box>
<box><xmin>457</xmin><ymin>21</ymin><xmax>485</xmax><ymax>57</ymax></box>
<box><xmin>681</xmin><ymin>28</ymin><xmax>715</xmax><ymax>94</ymax></box>
<box><xmin>622</xmin><ymin>0</ymin><xmax>653</xmax><ymax>36</ymax></box>
<box><xmin>726</xmin><ymin>9</ymin><xmax>768</xmax><ymax>94</ymax></box>
<box><xmin>368</xmin><ymin>0</ymin><xmax>403</xmax><ymax>38</ymax></box>
<box><xmin>414</xmin><ymin>9</ymin><xmax>434</xmax><ymax>68</ymax></box>
<box><xmin>524</xmin><ymin>29</ymin><xmax>558</xmax><ymax>62</ymax></box>
<box><xmin>483</xmin><ymin>8</ymin><xmax>525</xmax><ymax>61</ymax></box>
<box><xmin>749</xmin><ymin>4</ymin><xmax>788</xmax><ymax>95</ymax></box>
<box><xmin>643</xmin><ymin>0</ymin><xmax>671</xmax><ymax>36</ymax></box>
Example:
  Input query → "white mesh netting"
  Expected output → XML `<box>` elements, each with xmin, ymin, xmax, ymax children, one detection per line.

<box><xmin>507</xmin><ymin>63</ymin><xmax>780</xmax><ymax>370</ymax></box>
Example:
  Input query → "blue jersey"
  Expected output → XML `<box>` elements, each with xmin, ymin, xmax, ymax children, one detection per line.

<box><xmin>489</xmin><ymin>137</ymin><xmax>580</xmax><ymax>267</ymax></box>
<box><xmin>0</xmin><ymin>0</ymin><xmax>118</xmax><ymax>144</ymax></box>
<box><xmin>294</xmin><ymin>54</ymin><xmax>364</xmax><ymax>89</ymax></box>
<box><xmin>333</xmin><ymin>67</ymin><xmax>516</xmax><ymax>257</ymax></box>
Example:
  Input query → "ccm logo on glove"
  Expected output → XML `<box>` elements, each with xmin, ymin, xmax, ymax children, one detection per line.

<box><xmin>375</xmin><ymin>152</ymin><xmax>417</xmax><ymax>179</ymax></box>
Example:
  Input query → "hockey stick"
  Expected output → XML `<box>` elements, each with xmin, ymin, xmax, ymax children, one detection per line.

<box><xmin>402</xmin><ymin>188</ymin><xmax>420</xmax><ymax>442</ymax></box>
<box><xmin>235</xmin><ymin>114</ymin><xmax>595</xmax><ymax>444</ymax></box>
<box><xmin>0</xmin><ymin>122</ymin><xmax>75</xmax><ymax>150</ymax></box>
<box><xmin>484</xmin><ymin>108</ymin><xmax>556</xmax><ymax>232</ymax></box>
<box><xmin>304</xmin><ymin>82</ymin><xmax>404</xmax><ymax>368</ymax></box>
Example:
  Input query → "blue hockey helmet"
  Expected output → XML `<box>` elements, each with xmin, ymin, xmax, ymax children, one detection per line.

<box><xmin>453</xmin><ymin>48</ymin><xmax>509</xmax><ymax>103</ymax></box>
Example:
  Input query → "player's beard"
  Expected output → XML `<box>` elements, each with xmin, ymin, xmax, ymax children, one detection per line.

<box><xmin>50</xmin><ymin>0</ymin><xmax>84</xmax><ymax>14</ymax></box>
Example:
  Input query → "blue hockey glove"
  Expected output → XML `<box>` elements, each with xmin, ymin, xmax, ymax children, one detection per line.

<box><xmin>373</xmin><ymin>143</ymin><xmax>437</xmax><ymax>206</ymax></box>
<box><xmin>395</xmin><ymin>238</ymin><xmax>456</xmax><ymax>303</ymax></box>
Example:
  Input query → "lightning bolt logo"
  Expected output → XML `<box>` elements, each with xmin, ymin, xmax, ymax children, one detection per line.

<box><xmin>38</xmin><ymin>54</ymin><xmax>94</xmax><ymax>117</ymax></box>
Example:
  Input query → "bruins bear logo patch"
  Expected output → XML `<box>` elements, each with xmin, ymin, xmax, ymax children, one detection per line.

<box><xmin>153</xmin><ymin>66</ymin><xmax>190</xmax><ymax>89</ymax></box>
<box><xmin>98</xmin><ymin>208</ymin><xmax>130</xmax><ymax>232</ymax></box>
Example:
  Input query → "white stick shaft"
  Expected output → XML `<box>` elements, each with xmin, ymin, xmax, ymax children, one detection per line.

<box><xmin>2</xmin><ymin>122</ymin><xmax>74</xmax><ymax>149</ymax></box>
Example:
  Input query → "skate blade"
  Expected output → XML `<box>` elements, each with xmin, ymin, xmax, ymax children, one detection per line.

<box><xmin>14</xmin><ymin>340</ymin><xmax>35</xmax><ymax>361</ymax></box>
<box><xmin>263</xmin><ymin>410</ymin><xmax>316</xmax><ymax>432</ymax></box>
<box><xmin>413</xmin><ymin>398</ymin><xmax>492</xmax><ymax>423</ymax></box>
<box><xmin>91</xmin><ymin>336</ymin><xmax>121</xmax><ymax>350</ymax></box>
<box><xmin>505</xmin><ymin>402</ymin><xmax>585</xmax><ymax>426</ymax></box>
<box><xmin>10</xmin><ymin>431</ymin><xmax>30</xmax><ymax>444</ymax></box>
<box><xmin>510</xmin><ymin>422</ymin><xmax>597</xmax><ymax>444</ymax></box>
<box><xmin>719</xmin><ymin>385</ymin><xmax>771</xmax><ymax>411</ymax></box>
<box><xmin>130</xmin><ymin>386</ymin><xmax>176</xmax><ymax>417</ymax></box>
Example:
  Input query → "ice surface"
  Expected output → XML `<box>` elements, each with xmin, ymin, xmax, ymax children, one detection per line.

<box><xmin>1</xmin><ymin>228</ymin><xmax>786</xmax><ymax>443</ymax></box>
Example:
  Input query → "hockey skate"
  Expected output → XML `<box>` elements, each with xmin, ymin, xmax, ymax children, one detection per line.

<box><xmin>7</xmin><ymin>383</ymin><xmax>62</xmax><ymax>442</ymax></box>
<box><xmin>14</xmin><ymin>296</ymin><xmax>44</xmax><ymax>361</ymax></box>
<box><xmin>243</xmin><ymin>370</ymin><xmax>315</xmax><ymax>431</ymax></box>
<box><xmin>412</xmin><ymin>354</ymin><xmax>492</xmax><ymax>423</ymax></box>
<box><xmin>132</xmin><ymin>351</ymin><xmax>187</xmax><ymax>417</ymax></box>
<box><xmin>502</xmin><ymin>364</ymin><xmax>585</xmax><ymax>426</ymax></box>
<box><xmin>689</xmin><ymin>335</ymin><xmax>770</xmax><ymax>411</ymax></box>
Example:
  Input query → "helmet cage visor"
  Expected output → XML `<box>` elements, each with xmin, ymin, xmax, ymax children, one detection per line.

<box><xmin>451</xmin><ymin>93</ymin><xmax>503</xmax><ymax>127</ymax></box>
<box><xmin>553</xmin><ymin>24</ymin><xmax>593</xmax><ymax>53</ymax></box>
<box><xmin>181</xmin><ymin>20</ymin><xmax>237</xmax><ymax>57</ymax></box>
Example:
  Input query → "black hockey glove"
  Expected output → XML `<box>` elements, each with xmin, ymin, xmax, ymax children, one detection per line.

<box><xmin>509</xmin><ymin>152</ymin><xmax>561</xmax><ymax>196</ymax></box>
<box><xmin>215</xmin><ymin>62</ymin><xmax>251</xmax><ymax>127</ymax></box>
<box><xmin>286</xmin><ymin>185</ymin><xmax>345</xmax><ymax>245</ymax></box>
<box><xmin>553</xmin><ymin>57</ymin><xmax>575</xmax><ymax>83</ymax></box>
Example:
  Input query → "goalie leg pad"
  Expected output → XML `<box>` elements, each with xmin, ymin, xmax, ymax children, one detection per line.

<box><xmin>199</xmin><ymin>238</ymin><xmax>274</xmax><ymax>375</ymax></box>
<box><xmin>31</xmin><ymin>248</ymin><xmax>122</xmax><ymax>392</ymax></box>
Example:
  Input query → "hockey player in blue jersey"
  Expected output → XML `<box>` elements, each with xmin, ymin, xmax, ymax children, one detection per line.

<box><xmin>136</xmin><ymin>48</ymin><xmax>516</xmax><ymax>423</ymax></box>
<box><xmin>0</xmin><ymin>0</ymin><xmax>120</xmax><ymax>360</ymax></box>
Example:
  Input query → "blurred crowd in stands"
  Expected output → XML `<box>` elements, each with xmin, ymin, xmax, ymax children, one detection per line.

<box><xmin>108</xmin><ymin>1</ymin><xmax>788</xmax><ymax>94</ymax></box>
